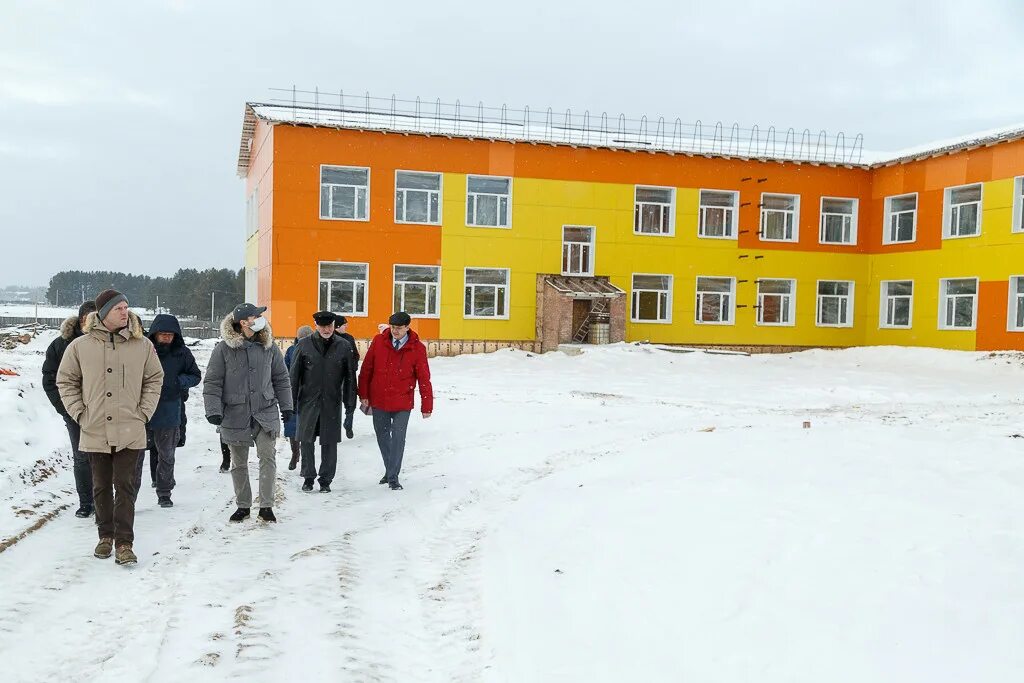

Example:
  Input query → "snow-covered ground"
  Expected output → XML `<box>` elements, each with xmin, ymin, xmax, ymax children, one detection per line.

<box><xmin>1</xmin><ymin>334</ymin><xmax>1023</xmax><ymax>682</ymax></box>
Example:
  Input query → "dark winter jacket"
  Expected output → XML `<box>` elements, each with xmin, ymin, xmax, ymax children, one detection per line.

<box><xmin>358</xmin><ymin>330</ymin><xmax>433</xmax><ymax>414</ymax></box>
<box><xmin>203</xmin><ymin>313</ymin><xmax>293</xmax><ymax>444</ymax></box>
<box><xmin>41</xmin><ymin>316</ymin><xmax>85</xmax><ymax>418</ymax></box>
<box><xmin>338</xmin><ymin>332</ymin><xmax>360</xmax><ymax>365</ymax></box>
<box><xmin>289</xmin><ymin>332</ymin><xmax>357</xmax><ymax>443</ymax></box>
<box><xmin>283</xmin><ymin>342</ymin><xmax>300</xmax><ymax>438</ymax></box>
<box><xmin>146</xmin><ymin>314</ymin><xmax>202</xmax><ymax>430</ymax></box>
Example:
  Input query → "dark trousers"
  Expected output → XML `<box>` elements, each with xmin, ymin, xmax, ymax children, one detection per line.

<box><xmin>343</xmin><ymin>410</ymin><xmax>354</xmax><ymax>432</ymax></box>
<box><xmin>371</xmin><ymin>409</ymin><xmax>411</xmax><ymax>484</ymax></box>
<box><xmin>220</xmin><ymin>439</ymin><xmax>230</xmax><ymax>469</ymax></box>
<box><xmin>300</xmin><ymin>439</ymin><xmax>338</xmax><ymax>486</ymax></box>
<box><xmin>133</xmin><ymin>429</ymin><xmax>178</xmax><ymax>497</ymax></box>
<box><xmin>62</xmin><ymin>417</ymin><xmax>93</xmax><ymax>508</ymax></box>
<box><xmin>89</xmin><ymin>448</ymin><xmax>140</xmax><ymax>544</ymax></box>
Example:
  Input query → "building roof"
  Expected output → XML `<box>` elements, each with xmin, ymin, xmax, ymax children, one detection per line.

<box><xmin>544</xmin><ymin>275</ymin><xmax>625</xmax><ymax>299</ymax></box>
<box><xmin>236</xmin><ymin>99</ymin><xmax>1024</xmax><ymax>176</ymax></box>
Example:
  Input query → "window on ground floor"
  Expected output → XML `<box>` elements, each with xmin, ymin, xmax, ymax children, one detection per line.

<box><xmin>880</xmin><ymin>280</ymin><xmax>913</xmax><ymax>328</ymax></box>
<box><xmin>319</xmin><ymin>262</ymin><xmax>368</xmax><ymax>315</ymax></box>
<box><xmin>1009</xmin><ymin>276</ymin><xmax>1024</xmax><ymax>331</ymax></box>
<box><xmin>816</xmin><ymin>280</ymin><xmax>854</xmax><ymax>327</ymax></box>
<box><xmin>631</xmin><ymin>274</ymin><xmax>672</xmax><ymax>322</ymax></box>
<box><xmin>939</xmin><ymin>278</ymin><xmax>978</xmax><ymax>329</ymax></box>
<box><xmin>393</xmin><ymin>265</ymin><xmax>440</xmax><ymax>316</ymax></box>
<box><xmin>757</xmin><ymin>278</ymin><xmax>796</xmax><ymax>325</ymax></box>
<box><xmin>464</xmin><ymin>268</ymin><xmax>509</xmax><ymax>318</ymax></box>
<box><xmin>695</xmin><ymin>276</ymin><xmax>735</xmax><ymax>324</ymax></box>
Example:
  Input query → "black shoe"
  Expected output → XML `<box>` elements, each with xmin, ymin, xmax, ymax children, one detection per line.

<box><xmin>74</xmin><ymin>505</ymin><xmax>93</xmax><ymax>518</ymax></box>
<box><xmin>319</xmin><ymin>483</ymin><xmax>331</xmax><ymax>493</ymax></box>
<box><xmin>378</xmin><ymin>476</ymin><xmax>388</xmax><ymax>485</ymax></box>
<box><xmin>158</xmin><ymin>496</ymin><xmax>173</xmax><ymax>508</ymax></box>
<box><xmin>345</xmin><ymin>428</ymin><xmax>354</xmax><ymax>439</ymax></box>
<box><xmin>219</xmin><ymin>462</ymin><xmax>229</xmax><ymax>473</ymax></box>
<box><xmin>150</xmin><ymin>481</ymin><xmax>156</xmax><ymax>488</ymax></box>
<box><xmin>258</xmin><ymin>507</ymin><xmax>277</xmax><ymax>522</ymax></box>
<box><xmin>301</xmin><ymin>479</ymin><xmax>314</xmax><ymax>492</ymax></box>
<box><xmin>229</xmin><ymin>507</ymin><xmax>250</xmax><ymax>522</ymax></box>
<box><xmin>389</xmin><ymin>481</ymin><xmax>403</xmax><ymax>491</ymax></box>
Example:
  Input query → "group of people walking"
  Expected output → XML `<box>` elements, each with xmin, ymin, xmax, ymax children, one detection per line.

<box><xmin>43</xmin><ymin>289</ymin><xmax>433</xmax><ymax>568</ymax></box>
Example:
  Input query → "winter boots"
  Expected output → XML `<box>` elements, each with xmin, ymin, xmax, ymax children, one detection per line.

<box><xmin>158</xmin><ymin>496</ymin><xmax>173</xmax><ymax>508</ymax></box>
<box><xmin>288</xmin><ymin>439</ymin><xmax>299</xmax><ymax>470</ymax></box>
<box><xmin>378</xmin><ymin>475</ymin><xmax>388</xmax><ymax>485</ymax></box>
<box><xmin>302</xmin><ymin>479</ymin><xmax>314</xmax><ymax>492</ymax></box>
<box><xmin>75</xmin><ymin>505</ymin><xmax>94</xmax><ymax>518</ymax></box>
<box><xmin>94</xmin><ymin>537</ymin><xmax>113</xmax><ymax>559</ymax></box>
<box><xmin>319</xmin><ymin>483</ymin><xmax>331</xmax><ymax>493</ymax></box>
<box><xmin>114</xmin><ymin>543</ymin><xmax>137</xmax><ymax>566</ymax></box>
<box><xmin>229</xmin><ymin>507</ymin><xmax>250</xmax><ymax>522</ymax></box>
<box><xmin>258</xmin><ymin>508</ymin><xmax>277</xmax><ymax>522</ymax></box>
<box><xmin>389</xmin><ymin>481</ymin><xmax>403</xmax><ymax>491</ymax></box>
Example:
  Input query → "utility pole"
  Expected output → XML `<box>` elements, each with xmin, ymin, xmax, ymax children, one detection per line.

<box><xmin>211</xmin><ymin>291</ymin><xmax>215</xmax><ymax>323</ymax></box>
<box><xmin>156</xmin><ymin>295</ymin><xmax>160</xmax><ymax>314</ymax></box>
<box><xmin>80</xmin><ymin>283</ymin><xmax>85</xmax><ymax>304</ymax></box>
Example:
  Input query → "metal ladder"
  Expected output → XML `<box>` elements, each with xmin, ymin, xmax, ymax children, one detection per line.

<box><xmin>571</xmin><ymin>298</ymin><xmax>609</xmax><ymax>344</ymax></box>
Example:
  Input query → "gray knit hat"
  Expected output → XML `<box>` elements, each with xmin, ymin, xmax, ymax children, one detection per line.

<box><xmin>95</xmin><ymin>289</ymin><xmax>128</xmax><ymax>321</ymax></box>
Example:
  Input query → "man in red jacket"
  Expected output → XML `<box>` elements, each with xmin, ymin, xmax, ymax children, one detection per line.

<box><xmin>358</xmin><ymin>311</ymin><xmax>433</xmax><ymax>490</ymax></box>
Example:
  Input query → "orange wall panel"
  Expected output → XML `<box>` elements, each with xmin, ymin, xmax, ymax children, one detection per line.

<box><xmin>976</xmin><ymin>280</ymin><xmax>1024</xmax><ymax>351</ymax></box>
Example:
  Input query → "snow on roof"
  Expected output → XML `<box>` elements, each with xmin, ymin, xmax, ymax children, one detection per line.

<box><xmin>237</xmin><ymin>97</ymin><xmax>1024</xmax><ymax>175</ymax></box>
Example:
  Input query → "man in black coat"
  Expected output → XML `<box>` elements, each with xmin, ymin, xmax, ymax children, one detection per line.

<box><xmin>41</xmin><ymin>300</ymin><xmax>97</xmax><ymax>518</ymax></box>
<box><xmin>290</xmin><ymin>311</ymin><xmax>357</xmax><ymax>492</ymax></box>
<box><xmin>334</xmin><ymin>314</ymin><xmax>360</xmax><ymax>439</ymax></box>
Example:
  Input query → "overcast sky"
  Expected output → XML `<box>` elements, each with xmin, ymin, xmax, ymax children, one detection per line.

<box><xmin>3</xmin><ymin>0</ymin><xmax>1023</xmax><ymax>286</ymax></box>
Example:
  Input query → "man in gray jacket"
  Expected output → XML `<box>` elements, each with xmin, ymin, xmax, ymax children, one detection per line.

<box><xmin>203</xmin><ymin>303</ymin><xmax>293</xmax><ymax>523</ymax></box>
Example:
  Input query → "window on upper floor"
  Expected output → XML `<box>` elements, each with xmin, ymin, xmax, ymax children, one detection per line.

<box><xmin>466</xmin><ymin>176</ymin><xmax>511</xmax><ymax>228</ymax></box>
<box><xmin>634</xmin><ymin>186</ymin><xmax>675</xmax><ymax>235</ymax></box>
<box><xmin>883</xmin><ymin>194</ymin><xmax>917</xmax><ymax>244</ymax></box>
<box><xmin>698</xmin><ymin>190</ymin><xmax>738</xmax><ymax>239</ymax></box>
<box><xmin>819</xmin><ymin>197</ymin><xmax>857</xmax><ymax>245</ymax></box>
<box><xmin>395</xmin><ymin>171</ymin><xmax>441</xmax><ymax>225</ymax></box>
<box><xmin>562</xmin><ymin>226</ymin><xmax>595</xmax><ymax>276</ymax></box>
<box><xmin>320</xmin><ymin>166</ymin><xmax>369</xmax><ymax>221</ymax></box>
<box><xmin>759</xmin><ymin>194</ymin><xmax>799</xmax><ymax>242</ymax></box>
<box><xmin>943</xmin><ymin>184</ymin><xmax>982</xmax><ymax>238</ymax></box>
<box><xmin>1012</xmin><ymin>177</ymin><xmax>1024</xmax><ymax>234</ymax></box>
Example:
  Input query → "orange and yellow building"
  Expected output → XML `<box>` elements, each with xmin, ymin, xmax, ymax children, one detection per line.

<box><xmin>237</xmin><ymin>100</ymin><xmax>1024</xmax><ymax>352</ymax></box>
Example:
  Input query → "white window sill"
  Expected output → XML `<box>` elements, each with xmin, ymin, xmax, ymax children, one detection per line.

<box><xmin>630</xmin><ymin>318</ymin><xmax>673</xmax><ymax>325</ymax></box>
<box><xmin>938</xmin><ymin>325</ymin><xmax>977</xmax><ymax>331</ymax></box>
<box><xmin>755</xmin><ymin>321</ymin><xmax>796</xmax><ymax>327</ymax></box>
<box><xmin>759</xmin><ymin>237</ymin><xmax>798</xmax><ymax>243</ymax></box>
<box><xmin>698</xmin><ymin>234</ymin><xmax>738</xmax><ymax>241</ymax></box>
<box><xmin>881</xmin><ymin>239</ymin><xmax>916</xmax><ymax>246</ymax></box>
<box><xmin>395</xmin><ymin>220</ymin><xmax>442</xmax><ymax>227</ymax></box>
<box><xmin>633</xmin><ymin>230</ymin><xmax>675</xmax><ymax>237</ymax></box>
<box><xmin>818</xmin><ymin>240</ymin><xmax>858</xmax><ymax>247</ymax></box>
<box><xmin>815</xmin><ymin>323</ymin><xmax>854</xmax><ymax>328</ymax></box>
<box><xmin>695</xmin><ymin>319</ymin><xmax>735</xmax><ymax>326</ymax></box>
<box><xmin>463</xmin><ymin>315</ymin><xmax>511</xmax><ymax>320</ymax></box>
<box><xmin>320</xmin><ymin>215</ymin><xmax>370</xmax><ymax>223</ymax></box>
<box><xmin>942</xmin><ymin>232</ymin><xmax>981</xmax><ymax>240</ymax></box>
<box><xmin>879</xmin><ymin>324</ymin><xmax>912</xmax><ymax>330</ymax></box>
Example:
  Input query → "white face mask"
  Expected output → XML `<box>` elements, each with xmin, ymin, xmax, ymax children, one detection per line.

<box><xmin>249</xmin><ymin>316</ymin><xmax>267</xmax><ymax>332</ymax></box>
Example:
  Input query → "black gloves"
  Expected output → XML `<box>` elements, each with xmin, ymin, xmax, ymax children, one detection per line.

<box><xmin>206</xmin><ymin>414</ymin><xmax>223</xmax><ymax>426</ymax></box>
<box><xmin>281</xmin><ymin>410</ymin><xmax>295</xmax><ymax>423</ymax></box>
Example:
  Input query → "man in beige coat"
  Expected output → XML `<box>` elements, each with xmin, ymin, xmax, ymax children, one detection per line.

<box><xmin>57</xmin><ymin>289</ymin><xmax>164</xmax><ymax>566</ymax></box>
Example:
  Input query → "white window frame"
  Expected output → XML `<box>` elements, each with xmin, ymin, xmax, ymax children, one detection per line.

<box><xmin>694</xmin><ymin>276</ymin><xmax>736</xmax><ymax>325</ymax></box>
<box><xmin>393</xmin><ymin>264</ymin><xmax>441</xmax><ymax>318</ymax></box>
<box><xmin>463</xmin><ymin>267</ymin><xmax>510</xmax><ymax>319</ymax></box>
<box><xmin>318</xmin><ymin>261</ymin><xmax>369</xmax><ymax>317</ymax></box>
<box><xmin>815</xmin><ymin>280</ymin><xmax>855</xmax><ymax>328</ymax></box>
<box><xmin>879</xmin><ymin>280</ymin><xmax>914</xmax><ymax>329</ymax></box>
<box><xmin>698</xmin><ymin>189</ymin><xmax>739</xmax><ymax>240</ymax></box>
<box><xmin>466</xmin><ymin>175</ymin><xmax>512</xmax><ymax>229</ymax></box>
<box><xmin>319</xmin><ymin>165</ymin><xmax>370</xmax><ymax>222</ymax></box>
<box><xmin>394</xmin><ymin>170</ymin><xmax>442</xmax><ymax>226</ymax></box>
<box><xmin>633</xmin><ymin>185</ymin><xmax>676</xmax><ymax>236</ymax></box>
<box><xmin>246</xmin><ymin>184</ymin><xmax>259</xmax><ymax>238</ymax></box>
<box><xmin>1013</xmin><ymin>177</ymin><xmax>1024</xmax><ymax>234</ymax></box>
<box><xmin>630</xmin><ymin>273</ymin><xmax>673</xmax><ymax>324</ymax></box>
<box><xmin>561</xmin><ymin>225</ymin><xmax>595</xmax><ymax>276</ymax></box>
<box><xmin>1008</xmin><ymin>276</ymin><xmax>1024</xmax><ymax>332</ymax></box>
<box><xmin>882</xmin><ymin>193</ymin><xmax>918</xmax><ymax>245</ymax></box>
<box><xmin>942</xmin><ymin>183</ymin><xmax>983</xmax><ymax>239</ymax></box>
<box><xmin>756</xmin><ymin>278</ymin><xmax>797</xmax><ymax>326</ymax></box>
<box><xmin>759</xmin><ymin>193</ymin><xmax>800</xmax><ymax>243</ymax></box>
<box><xmin>818</xmin><ymin>196</ymin><xmax>858</xmax><ymax>245</ymax></box>
<box><xmin>938</xmin><ymin>277</ymin><xmax>979</xmax><ymax>330</ymax></box>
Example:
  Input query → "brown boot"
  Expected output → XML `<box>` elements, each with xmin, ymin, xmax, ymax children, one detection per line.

<box><xmin>288</xmin><ymin>439</ymin><xmax>299</xmax><ymax>471</ymax></box>
<box><xmin>114</xmin><ymin>543</ymin><xmax>137</xmax><ymax>566</ymax></box>
<box><xmin>94</xmin><ymin>537</ymin><xmax>113</xmax><ymax>559</ymax></box>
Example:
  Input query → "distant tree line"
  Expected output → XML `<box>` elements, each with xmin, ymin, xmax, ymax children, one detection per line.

<box><xmin>46</xmin><ymin>268</ymin><xmax>245</xmax><ymax>321</ymax></box>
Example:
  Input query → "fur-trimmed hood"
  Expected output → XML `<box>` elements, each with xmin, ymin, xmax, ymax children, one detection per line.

<box><xmin>81</xmin><ymin>310</ymin><xmax>146</xmax><ymax>340</ymax></box>
<box><xmin>59</xmin><ymin>315</ymin><xmax>82</xmax><ymax>341</ymax></box>
<box><xmin>220</xmin><ymin>312</ymin><xmax>274</xmax><ymax>349</ymax></box>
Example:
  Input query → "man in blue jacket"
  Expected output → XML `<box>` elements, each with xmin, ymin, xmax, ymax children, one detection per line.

<box><xmin>138</xmin><ymin>314</ymin><xmax>201</xmax><ymax>508</ymax></box>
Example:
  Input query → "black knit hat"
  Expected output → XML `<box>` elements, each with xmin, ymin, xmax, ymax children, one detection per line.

<box><xmin>78</xmin><ymin>300</ymin><xmax>97</xmax><ymax>318</ymax></box>
<box><xmin>334</xmin><ymin>314</ymin><xmax>348</xmax><ymax>326</ymax></box>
